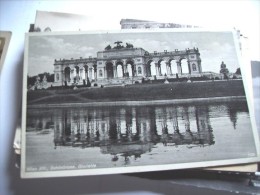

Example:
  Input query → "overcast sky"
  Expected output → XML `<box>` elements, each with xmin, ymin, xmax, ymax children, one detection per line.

<box><xmin>27</xmin><ymin>30</ymin><xmax>240</xmax><ymax>76</ymax></box>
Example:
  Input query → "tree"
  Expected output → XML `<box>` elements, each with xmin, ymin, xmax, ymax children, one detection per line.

<box><xmin>235</xmin><ymin>68</ymin><xmax>241</xmax><ymax>75</ymax></box>
<box><xmin>38</xmin><ymin>72</ymin><xmax>54</xmax><ymax>82</ymax></box>
<box><xmin>27</xmin><ymin>75</ymin><xmax>36</xmax><ymax>87</ymax></box>
<box><xmin>27</xmin><ymin>72</ymin><xmax>54</xmax><ymax>88</ymax></box>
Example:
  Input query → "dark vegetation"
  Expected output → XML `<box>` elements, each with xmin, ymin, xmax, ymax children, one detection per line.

<box><xmin>27</xmin><ymin>72</ymin><xmax>54</xmax><ymax>87</ymax></box>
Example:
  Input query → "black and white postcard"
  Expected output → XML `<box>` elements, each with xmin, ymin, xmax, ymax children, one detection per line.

<box><xmin>0</xmin><ymin>31</ymin><xmax>12</xmax><ymax>73</ymax></box>
<box><xmin>21</xmin><ymin>29</ymin><xmax>260</xmax><ymax>178</ymax></box>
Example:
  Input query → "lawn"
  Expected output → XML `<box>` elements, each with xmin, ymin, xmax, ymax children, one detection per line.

<box><xmin>27</xmin><ymin>80</ymin><xmax>246</xmax><ymax>105</ymax></box>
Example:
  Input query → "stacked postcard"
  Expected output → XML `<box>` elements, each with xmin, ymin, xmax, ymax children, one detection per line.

<box><xmin>0</xmin><ymin>31</ymin><xmax>12</xmax><ymax>73</ymax></box>
<box><xmin>14</xmin><ymin>11</ymin><xmax>260</xmax><ymax>178</ymax></box>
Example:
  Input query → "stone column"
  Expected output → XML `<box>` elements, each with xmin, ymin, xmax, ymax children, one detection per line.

<box><xmin>141</xmin><ymin>64</ymin><xmax>146</xmax><ymax>77</ymax></box>
<box><xmin>85</xmin><ymin>68</ymin><xmax>88</xmax><ymax>80</ymax></box>
<box><xmin>104</xmin><ymin>67</ymin><xmax>106</xmax><ymax>78</ymax></box>
<box><xmin>76</xmin><ymin>69</ymin><xmax>79</xmax><ymax>80</ymax></box>
<box><xmin>124</xmin><ymin>64</ymin><xmax>128</xmax><ymax>77</ymax></box>
<box><xmin>155</xmin><ymin>63</ymin><xmax>159</xmax><ymax>76</ymax></box>
<box><xmin>121</xmin><ymin>65</ymin><xmax>125</xmax><ymax>77</ymax></box>
<box><xmin>112</xmin><ymin>65</ymin><xmax>115</xmax><ymax>78</ymax></box>
<box><xmin>158</xmin><ymin>64</ymin><xmax>162</xmax><ymax>76</ymax></box>
<box><xmin>92</xmin><ymin>67</ymin><xmax>95</xmax><ymax>80</ymax></box>
<box><xmin>169</xmin><ymin>63</ymin><xmax>173</xmax><ymax>75</ymax></box>
<box><xmin>113</xmin><ymin>65</ymin><xmax>117</xmax><ymax>78</ymax></box>
<box><xmin>176</xmin><ymin>62</ymin><xmax>182</xmax><ymax>74</ymax></box>
<box><xmin>166</xmin><ymin>62</ymin><xmax>171</xmax><ymax>75</ymax></box>
<box><xmin>94</xmin><ymin>65</ymin><xmax>97</xmax><ymax>81</ymax></box>
<box><xmin>95</xmin><ymin>71</ymin><xmax>97</xmax><ymax>81</ymax></box>
<box><xmin>145</xmin><ymin>65</ymin><xmax>149</xmax><ymax>77</ymax></box>
<box><xmin>70</xmin><ymin>69</ymin><xmax>74</xmax><ymax>82</ymax></box>
<box><xmin>89</xmin><ymin>67</ymin><xmax>93</xmax><ymax>80</ymax></box>
<box><xmin>133</xmin><ymin>65</ymin><xmax>137</xmax><ymax>76</ymax></box>
<box><xmin>187</xmin><ymin>61</ymin><xmax>191</xmax><ymax>74</ymax></box>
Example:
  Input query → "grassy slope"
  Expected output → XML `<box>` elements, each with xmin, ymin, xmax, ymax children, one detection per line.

<box><xmin>27</xmin><ymin>80</ymin><xmax>246</xmax><ymax>105</ymax></box>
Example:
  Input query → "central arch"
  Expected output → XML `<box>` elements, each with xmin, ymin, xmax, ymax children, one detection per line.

<box><xmin>116</xmin><ymin>61</ymin><xmax>124</xmax><ymax>78</ymax></box>
<box><xmin>106</xmin><ymin>62</ymin><xmax>114</xmax><ymax>79</ymax></box>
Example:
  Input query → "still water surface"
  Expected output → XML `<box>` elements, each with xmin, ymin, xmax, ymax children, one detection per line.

<box><xmin>26</xmin><ymin>100</ymin><xmax>257</xmax><ymax>171</ymax></box>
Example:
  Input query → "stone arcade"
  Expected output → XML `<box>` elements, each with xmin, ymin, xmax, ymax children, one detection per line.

<box><xmin>53</xmin><ymin>42</ymin><xmax>202</xmax><ymax>87</ymax></box>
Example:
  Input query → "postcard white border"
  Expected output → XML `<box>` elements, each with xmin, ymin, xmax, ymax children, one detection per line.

<box><xmin>21</xmin><ymin>28</ymin><xmax>260</xmax><ymax>178</ymax></box>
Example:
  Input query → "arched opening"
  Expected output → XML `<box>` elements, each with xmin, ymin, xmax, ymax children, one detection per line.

<box><xmin>127</xmin><ymin>64</ymin><xmax>132</xmax><ymax>77</ymax></box>
<box><xmin>89</xmin><ymin>66</ymin><xmax>95</xmax><ymax>81</ymax></box>
<box><xmin>106</xmin><ymin>62</ymin><xmax>114</xmax><ymax>79</ymax></box>
<box><xmin>170</xmin><ymin>60</ymin><xmax>177</xmax><ymax>74</ymax></box>
<box><xmin>158</xmin><ymin>60</ymin><xmax>167</xmax><ymax>76</ymax></box>
<box><xmin>146</xmin><ymin>60</ymin><xmax>151</xmax><ymax>77</ymax></box>
<box><xmin>180</xmin><ymin>58</ymin><xmax>189</xmax><ymax>74</ymax></box>
<box><xmin>116</xmin><ymin>62</ymin><xmax>124</xmax><ymax>78</ymax></box>
<box><xmin>64</xmin><ymin>67</ymin><xmax>71</xmax><ymax>82</ymax></box>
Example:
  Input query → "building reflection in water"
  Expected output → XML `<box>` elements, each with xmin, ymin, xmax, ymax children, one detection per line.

<box><xmin>27</xmin><ymin>102</ymin><xmax>247</xmax><ymax>164</ymax></box>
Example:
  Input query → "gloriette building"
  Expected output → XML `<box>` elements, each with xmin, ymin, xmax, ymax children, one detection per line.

<box><xmin>53</xmin><ymin>42</ymin><xmax>202</xmax><ymax>87</ymax></box>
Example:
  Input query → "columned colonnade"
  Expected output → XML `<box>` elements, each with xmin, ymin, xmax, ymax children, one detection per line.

<box><xmin>53</xmin><ymin>47</ymin><xmax>202</xmax><ymax>86</ymax></box>
<box><xmin>146</xmin><ymin>60</ymin><xmax>188</xmax><ymax>77</ymax></box>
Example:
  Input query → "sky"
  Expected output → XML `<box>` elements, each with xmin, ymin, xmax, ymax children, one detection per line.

<box><xmin>27</xmin><ymin>30</ymin><xmax>240</xmax><ymax>76</ymax></box>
